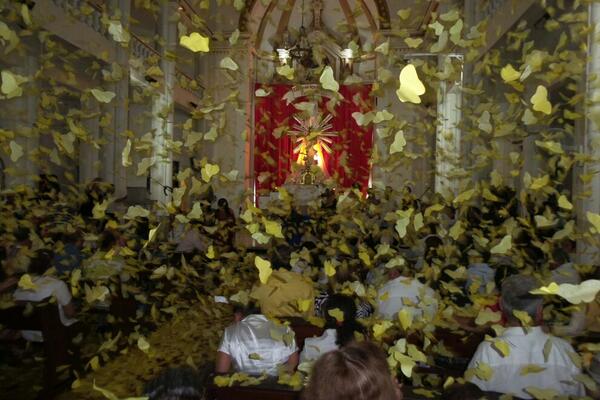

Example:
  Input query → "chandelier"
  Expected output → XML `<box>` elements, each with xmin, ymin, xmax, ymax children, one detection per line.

<box><xmin>275</xmin><ymin>0</ymin><xmax>311</xmax><ymax>66</ymax></box>
<box><xmin>274</xmin><ymin>0</ymin><xmax>354</xmax><ymax>67</ymax></box>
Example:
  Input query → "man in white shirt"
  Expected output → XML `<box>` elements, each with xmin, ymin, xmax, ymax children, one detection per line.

<box><xmin>13</xmin><ymin>250</ymin><xmax>77</xmax><ymax>342</ymax></box>
<box><xmin>215</xmin><ymin>303</ymin><xmax>298</xmax><ymax>376</ymax></box>
<box><xmin>466</xmin><ymin>274</ymin><xmax>584</xmax><ymax>398</ymax></box>
<box><xmin>376</xmin><ymin>269</ymin><xmax>438</xmax><ymax>322</ymax></box>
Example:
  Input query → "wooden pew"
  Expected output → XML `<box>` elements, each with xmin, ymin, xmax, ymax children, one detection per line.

<box><xmin>282</xmin><ymin>317</ymin><xmax>324</xmax><ymax>350</ymax></box>
<box><xmin>0</xmin><ymin>303</ymin><xmax>78</xmax><ymax>399</ymax></box>
<box><xmin>207</xmin><ymin>380</ymin><xmax>301</xmax><ymax>400</ymax></box>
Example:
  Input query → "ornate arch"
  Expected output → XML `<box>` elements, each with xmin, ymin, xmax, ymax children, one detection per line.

<box><xmin>238</xmin><ymin>0</ymin><xmax>391</xmax><ymax>32</ymax></box>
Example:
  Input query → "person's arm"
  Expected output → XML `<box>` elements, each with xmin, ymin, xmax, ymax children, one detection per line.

<box><xmin>215</xmin><ymin>351</ymin><xmax>232</xmax><ymax>374</ymax></box>
<box><xmin>62</xmin><ymin>302</ymin><xmax>77</xmax><ymax>319</ymax></box>
<box><xmin>53</xmin><ymin>279</ymin><xmax>77</xmax><ymax>319</ymax></box>
<box><xmin>0</xmin><ymin>276</ymin><xmax>18</xmax><ymax>294</ymax></box>
<box><xmin>285</xmin><ymin>351</ymin><xmax>299</xmax><ymax>371</ymax></box>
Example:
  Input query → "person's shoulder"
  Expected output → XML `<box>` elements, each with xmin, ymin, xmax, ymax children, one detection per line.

<box><xmin>471</xmin><ymin>339</ymin><xmax>498</xmax><ymax>362</ymax></box>
<box><xmin>37</xmin><ymin>275</ymin><xmax>65</xmax><ymax>287</ymax></box>
<box><xmin>546</xmin><ymin>333</ymin><xmax>577</xmax><ymax>352</ymax></box>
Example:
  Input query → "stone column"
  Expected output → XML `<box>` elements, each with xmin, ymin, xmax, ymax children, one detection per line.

<box><xmin>577</xmin><ymin>3</ymin><xmax>600</xmax><ymax>264</ymax></box>
<box><xmin>79</xmin><ymin>99</ymin><xmax>100</xmax><ymax>184</ymax></box>
<box><xmin>435</xmin><ymin>55</ymin><xmax>463</xmax><ymax>199</ymax></box>
<box><xmin>1</xmin><ymin>52</ymin><xmax>39</xmax><ymax>188</ymax></box>
<box><xmin>150</xmin><ymin>0</ymin><xmax>176</xmax><ymax>203</ymax></box>
<box><xmin>105</xmin><ymin>0</ymin><xmax>131</xmax><ymax>198</ymax></box>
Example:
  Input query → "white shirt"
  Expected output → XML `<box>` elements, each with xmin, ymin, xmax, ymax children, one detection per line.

<box><xmin>13</xmin><ymin>276</ymin><xmax>77</xmax><ymax>342</ymax></box>
<box><xmin>300</xmin><ymin>329</ymin><xmax>338</xmax><ymax>363</ymax></box>
<box><xmin>467</xmin><ymin>326</ymin><xmax>585</xmax><ymax>398</ymax></box>
<box><xmin>218</xmin><ymin>314</ymin><xmax>297</xmax><ymax>376</ymax></box>
<box><xmin>377</xmin><ymin>276</ymin><xmax>438</xmax><ymax>321</ymax></box>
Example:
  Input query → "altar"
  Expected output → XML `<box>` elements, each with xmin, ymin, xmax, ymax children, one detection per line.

<box><xmin>258</xmin><ymin>184</ymin><xmax>325</xmax><ymax>209</ymax></box>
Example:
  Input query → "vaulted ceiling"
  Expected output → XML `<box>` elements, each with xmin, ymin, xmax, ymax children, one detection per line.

<box><xmin>239</xmin><ymin>0</ymin><xmax>439</xmax><ymax>52</ymax></box>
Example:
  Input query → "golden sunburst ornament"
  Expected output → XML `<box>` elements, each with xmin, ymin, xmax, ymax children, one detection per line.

<box><xmin>288</xmin><ymin>113</ymin><xmax>337</xmax><ymax>156</ymax></box>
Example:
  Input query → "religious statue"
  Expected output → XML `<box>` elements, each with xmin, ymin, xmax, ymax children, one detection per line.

<box><xmin>285</xmin><ymin>112</ymin><xmax>337</xmax><ymax>185</ymax></box>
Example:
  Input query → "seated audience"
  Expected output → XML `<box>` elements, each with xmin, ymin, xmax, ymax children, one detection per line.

<box><xmin>52</xmin><ymin>231</ymin><xmax>83</xmax><ymax>275</ymax></box>
<box><xmin>376</xmin><ymin>267</ymin><xmax>438</xmax><ymax>321</ymax></box>
<box><xmin>301</xmin><ymin>294</ymin><xmax>365</xmax><ymax>363</ymax></box>
<box><xmin>215</xmin><ymin>302</ymin><xmax>298</xmax><ymax>376</ymax></box>
<box><xmin>84</xmin><ymin>231</ymin><xmax>125</xmax><ymax>280</ymax></box>
<box><xmin>315</xmin><ymin>264</ymin><xmax>373</xmax><ymax>319</ymax></box>
<box><xmin>145</xmin><ymin>366</ymin><xmax>205</xmax><ymax>400</ymax></box>
<box><xmin>466</xmin><ymin>274</ymin><xmax>584</xmax><ymax>398</ymax></box>
<box><xmin>302</xmin><ymin>341</ymin><xmax>403</xmax><ymax>400</ymax></box>
<box><xmin>13</xmin><ymin>250</ymin><xmax>77</xmax><ymax>342</ymax></box>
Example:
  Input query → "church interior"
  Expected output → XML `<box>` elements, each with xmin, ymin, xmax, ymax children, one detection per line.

<box><xmin>1</xmin><ymin>0</ymin><xmax>600</xmax><ymax>399</ymax></box>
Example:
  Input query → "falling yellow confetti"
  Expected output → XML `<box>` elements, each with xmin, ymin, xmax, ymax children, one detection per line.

<box><xmin>328</xmin><ymin>308</ymin><xmax>344</xmax><ymax>322</ymax></box>
<box><xmin>201</xmin><ymin>163</ymin><xmax>220</xmax><ymax>182</ymax></box>
<box><xmin>1</xmin><ymin>70</ymin><xmax>27</xmax><ymax>99</ymax></box>
<box><xmin>319</xmin><ymin>66</ymin><xmax>339</xmax><ymax>92</ymax></box>
<box><xmin>490</xmin><ymin>235</ymin><xmax>512</xmax><ymax>254</ymax></box>
<box><xmin>588</xmin><ymin>212</ymin><xmax>600</xmax><ymax>234</ymax></box>
<box><xmin>220</xmin><ymin>57</ymin><xmax>238</xmax><ymax>71</ymax></box>
<box><xmin>501</xmin><ymin>64</ymin><xmax>521</xmax><ymax>82</ymax></box>
<box><xmin>255</xmin><ymin>88</ymin><xmax>270</xmax><ymax>97</ymax></box>
<box><xmin>390</xmin><ymin>130</ymin><xmax>407</xmax><ymax>154</ymax></box>
<box><xmin>137</xmin><ymin>336</ymin><xmax>150</xmax><ymax>353</ymax></box>
<box><xmin>531</xmin><ymin>280</ymin><xmax>600</xmax><ymax>304</ymax></box>
<box><xmin>254</xmin><ymin>256</ymin><xmax>272</xmax><ymax>284</ymax></box>
<box><xmin>324</xmin><ymin>260</ymin><xmax>336</xmax><ymax>277</ymax></box>
<box><xmin>396</xmin><ymin>64</ymin><xmax>425</xmax><ymax>104</ymax></box>
<box><xmin>179</xmin><ymin>32</ymin><xmax>210</xmax><ymax>53</ymax></box>
<box><xmin>121</xmin><ymin>139</ymin><xmax>132</xmax><ymax>167</ymax></box>
<box><xmin>276</xmin><ymin>65</ymin><xmax>295</xmax><ymax>80</ymax></box>
<box><xmin>9</xmin><ymin>140</ymin><xmax>23</xmax><ymax>162</ymax></box>
<box><xmin>18</xmin><ymin>274</ymin><xmax>37</xmax><ymax>290</ymax></box>
<box><xmin>530</xmin><ymin>85</ymin><xmax>552</xmax><ymax>115</ymax></box>
<box><xmin>404</xmin><ymin>37</ymin><xmax>423</xmax><ymax>48</ymax></box>
<box><xmin>91</xmin><ymin>89</ymin><xmax>116</xmax><ymax>103</ymax></box>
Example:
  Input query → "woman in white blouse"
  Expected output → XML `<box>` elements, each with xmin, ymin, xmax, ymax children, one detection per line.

<box><xmin>301</xmin><ymin>294</ymin><xmax>365</xmax><ymax>363</ymax></box>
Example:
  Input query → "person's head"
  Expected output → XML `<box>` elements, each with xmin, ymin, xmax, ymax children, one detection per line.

<box><xmin>28</xmin><ymin>249</ymin><xmax>54</xmax><ymax>276</ymax></box>
<box><xmin>500</xmin><ymin>274</ymin><xmax>543</xmax><ymax>326</ymax></box>
<box><xmin>217</xmin><ymin>198</ymin><xmax>229</xmax><ymax>209</ymax></box>
<box><xmin>145</xmin><ymin>366</ymin><xmax>205</xmax><ymax>400</ymax></box>
<box><xmin>232</xmin><ymin>302</ymin><xmax>261</xmax><ymax>323</ymax></box>
<box><xmin>99</xmin><ymin>230</ymin><xmax>118</xmax><ymax>252</ymax></box>
<box><xmin>302</xmin><ymin>341</ymin><xmax>401</xmax><ymax>400</ymax></box>
<box><xmin>444</xmin><ymin>382</ymin><xmax>485</xmax><ymax>400</ymax></box>
<box><xmin>549</xmin><ymin>246</ymin><xmax>570</xmax><ymax>269</ymax></box>
<box><xmin>324</xmin><ymin>294</ymin><xmax>362</xmax><ymax>346</ymax></box>
<box><xmin>493</xmin><ymin>263</ymin><xmax>519</xmax><ymax>290</ymax></box>
<box><xmin>14</xmin><ymin>226</ymin><xmax>30</xmax><ymax>244</ymax></box>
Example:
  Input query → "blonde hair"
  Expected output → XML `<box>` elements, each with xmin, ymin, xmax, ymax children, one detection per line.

<box><xmin>302</xmin><ymin>341</ymin><xmax>400</xmax><ymax>400</ymax></box>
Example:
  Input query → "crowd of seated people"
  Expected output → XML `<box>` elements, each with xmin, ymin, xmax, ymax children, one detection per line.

<box><xmin>1</xmin><ymin>170</ymin><xmax>599</xmax><ymax>399</ymax></box>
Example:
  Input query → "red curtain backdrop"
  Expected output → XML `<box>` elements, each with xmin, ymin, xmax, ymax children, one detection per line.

<box><xmin>254</xmin><ymin>84</ymin><xmax>373</xmax><ymax>194</ymax></box>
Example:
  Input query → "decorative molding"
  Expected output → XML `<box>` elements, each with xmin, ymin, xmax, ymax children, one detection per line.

<box><xmin>239</xmin><ymin>0</ymin><xmax>391</xmax><ymax>32</ymax></box>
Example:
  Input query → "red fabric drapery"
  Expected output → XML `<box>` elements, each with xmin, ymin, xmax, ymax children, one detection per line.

<box><xmin>253</xmin><ymin>84</ymin><xmax>373</xmax><ymax>194</ymax></box>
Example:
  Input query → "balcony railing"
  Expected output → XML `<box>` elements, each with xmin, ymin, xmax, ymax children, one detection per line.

<box><xmin>131</xmin><ymin>33</ymin><xmax>160</xmax><ymax>60</ymax></box>
<box><xmin>51</xmin><ymin>0</ymin><xmax>203</xmax><ymax>97</ymax></box>
<box><xmin>51</xmin><ymin>0</ymin><xmax>108</xmax><ymax>37</ymax></box>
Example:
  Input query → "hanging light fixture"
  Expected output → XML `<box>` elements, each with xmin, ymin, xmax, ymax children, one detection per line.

<box><xmin>275</xmin><ymin>0</ymin><xmax>312</xmax><ymax>66</ymax></box>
